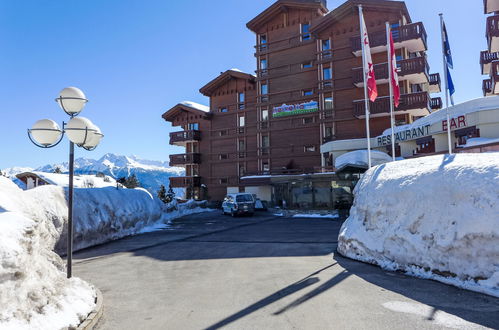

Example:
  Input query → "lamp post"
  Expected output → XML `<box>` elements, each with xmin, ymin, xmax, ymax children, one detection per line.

<box><xmin>27</xmin><ymin>87</ymin><xmax>103</xmax><ymax>278</ymax></box>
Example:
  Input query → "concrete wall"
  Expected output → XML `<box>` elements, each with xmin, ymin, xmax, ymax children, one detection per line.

<box><xmin>245</xmin><ymin>186</ymin><xmax>272</xmax><ymax>202</ymax></box>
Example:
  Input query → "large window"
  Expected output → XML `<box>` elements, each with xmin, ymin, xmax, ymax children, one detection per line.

<box><xmin>188</xmin><ymin>123</ymin><xmax>199</xmax><ymax>130</ymax></box>
<box><xmin>301</xmin><ymin>23</ymin><xmax>310</xmax><ymax>41</ymax></box>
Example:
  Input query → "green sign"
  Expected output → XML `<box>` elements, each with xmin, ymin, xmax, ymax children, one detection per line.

<box><xmin>272</xmin><ymin>101</ymin><xmax>318</xmax><ymax>118</ymax></box>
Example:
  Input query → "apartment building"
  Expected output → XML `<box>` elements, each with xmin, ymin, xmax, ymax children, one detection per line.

<box><xmin>482</xmin><ymin>0</ymin><xmax>499</xmax><ymax>96</ymax></box>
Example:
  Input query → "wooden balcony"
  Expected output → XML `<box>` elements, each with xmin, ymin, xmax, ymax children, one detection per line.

<box><xmin>169</xmin><ymin>153</ymin><xmax>201</xmax><ymax>166</ymax></box>
<box><xmin>483</xmin><ymin>79</ymin><xmax>493</xmax><ymax>96</ymax></box>
<box><xmin>169</xmin><ymin>130</ymin><xmax>201</xmax><ymax>146</ymax></box>
<box><xmin>430</xmin><ymin>97</ymin><xmax>442</xmax><ymax>111</ymax></box>
<box><xmin>351</xmin><ymin>22</ymin><xmax>427</xmax><ymax>56</ymax></box>
<box><xmin>352</xmin><ymin>57</ymin><xmax>429</xmax><ymax>87</ymax></box>
<box><xmin>491</xmin><ymin>61</ymin><xmax>499</xmax><ymax>94</ymax></box>
<box><xmin>487</xmin><ymin>15</ymin><xmax>499</xmax><ymax>53</ymax></box>
<box><xmin>429</xmin><ymin>73</ymin><xmax>441</xmax><ymax>93</ymax></box>
<box><xmin>484</xmin><ymin>0</ymin><xmax>499</xmax><ymax>14</ymax></box>
<box><xmin>480</xmin><ymin>51</ymin><xmax>499</xmax><ymax>75</ymax></box>
<box><xmin>353</xmin><ymin>92</ymin><xmax>430</xmax><ymax>118</ymax></box>
<box><xmin>169</xmin><ymin>176</ymin><xmax>201</xmax><ymax>188</ymax></box>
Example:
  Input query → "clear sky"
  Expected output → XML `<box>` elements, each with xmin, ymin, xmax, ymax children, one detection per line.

<box><xmin>0</xmin><ymin>0</ymin><xmax>485</xmax><ymax>169</ymax></box>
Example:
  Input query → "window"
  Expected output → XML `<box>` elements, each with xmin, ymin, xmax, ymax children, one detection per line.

<box><xmin>262</xmin><ymin>162</ymin><xmax>270</xmax><ymax>173</ymax></box>
<box><xmin>219</xmin><ymin>130</ymin><xmax>228</xmax><ymax>136</ymax></box>
<box><xmin>219</xmin><ymin>107</ymin><xmax>228</xmax><ymax>113</ymax></box>
<box><xmin>323</xmin><ymin>67</ymin><xmax>332</xmax><ymax>80</ymax></box>
<box><xmin>259</xmin><ymin>34</ymin><xmax>267</xmax><ymax>49</ymax></box>
<box><xmin>303</xmin><ymin>90</ymin><xmax>313</xmax><ymax>96</ymax></box>
<box><xmin>261</xmin><ymin>84</ymin><xmax>268</xmax><ymax>95</ymax></box>
<box><xmin>239</xmin><ymin>165</ymin><xmax>246</xmax><ymax>177</ymax></box>
<box><xmin>219</xmin><ymin>154</ymin><xmax>228</xmax><ymax>160</ymax></box>
<box><xmin>262</xmin><ymin>135</ymin><xmax>270</xmax><ymax>148</ymax></box>
<box><xmin>304</xmin><ymin>145</ymin><xmax>316</xmax><ymax>152</ymax></box>
<box><xmin>301</xmin><ymin>23</ymin><xmax>310</xmax><ymax>41</ymax></box>
<box><xmin>238</xmin><ymin>92</ymin><xmax>245</xmax><ymax>109</ymax></box>
<box><xmin>260</xmin><ymin>58</ymin><xmax>267</xmax><ymax>70</ymax></box>
<box><xmin>303</xmin><ymin>117</ymin><xmax>313</xmax><ymax>124</ymax></box>
<box><xmin>324</xmin><ymin>96</ymin><xmax>333</xmax><ymax>110</ymax></box>
<box><xmin>391</xmin><ymin>23</ymin><xmax>400</xmax><ymax>40</ymax></box>
<box><xmin>302</xmin><ymin>62</ymin><xmax>313</xmax><ymax>69</ymax></box>
<box><xmin>238</xmin><ymin>139</ymin><xmax>245</xmax><ymax>151</ymax></box>
<box><xmin>239</xmin><ymin>116</ymin><xmax>245</xmax><ymax>127</ymax></box>
<box><xmin>188</xmin><ymin>123</ymin><xmax>199</xmax><ymax>130</ymax></box>
<box><xmin>219</xmin><ymin>178</ymin><xmax>228</xmax><ymax>184</ymax></box>
<box><xmin>262</xmin><ymin>109</ymin><xmax>269</xmax><ymax>121</ymax></box>
<box><xmin>325</xmin><ymin>127</ymin><xmax>333</xmax><ymax>138</ymax></box>
<box><xmin>322</xmin><ymin>39</ymin><xmax>331</xmax><ymax>51</ymax></box>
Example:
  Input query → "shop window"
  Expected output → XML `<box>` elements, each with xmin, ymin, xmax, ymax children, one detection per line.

<box><xmin>414</xmin><ymin>137</ymin><xmax>435</xmax><ymax>155</ymax></box>
<box><xmin>301</xmin><ymin>23</ymin><xmax>311</xmax><ymax>41</ymax></box>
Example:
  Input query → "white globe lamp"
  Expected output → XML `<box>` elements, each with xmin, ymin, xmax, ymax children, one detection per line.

<box><xmin>30</xmin><ymin>119</ymin><xmax>62</xmax><ymax>146</ymax></box>
<box><xmin>65</xmin><ymin>117</ymin><xmax>96</xmax><ymax>145</ymax></box>
<box><xmin>83</xmin><ymin>125</ymin><xmax>104</xmax><ymax>150</ymax></box>
<box><xmin>56</xmin><ymin>87</ymin><xmax>88</xmax><ymax>116</ymax></box>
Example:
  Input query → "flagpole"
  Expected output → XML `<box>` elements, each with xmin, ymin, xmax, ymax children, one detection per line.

<box><xmin>439</xmin><ymin>13</ymin><xmax>453</xmax><ymax>155</ymax></box>
<box><xmin>359</xmin><ymin>5</ymin><xmax>372</xmax><ymax>168</ymax></box>
<box><xmin>386</xmin><ymin>22</ymin><xmax>396</xmax><ymax>162</ymax></box>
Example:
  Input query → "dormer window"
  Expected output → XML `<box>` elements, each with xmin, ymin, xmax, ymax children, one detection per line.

<box><xmin>301</xmin><ymin>23</ymin><xmax>310</xmax><ymax>41</ymax></box>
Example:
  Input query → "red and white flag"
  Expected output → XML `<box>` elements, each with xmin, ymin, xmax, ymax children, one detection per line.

<box><xmin>389</xmin><ymin>30</ymin><xmax>400</xmax><ymax>107</ymax></box>
<box><xmin>361</xmin><ymin>11</ymin><xmax>378</xmax><ymax>102</ymax></box>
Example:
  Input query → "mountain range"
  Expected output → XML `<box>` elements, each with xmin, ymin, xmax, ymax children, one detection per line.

<box><xmin>3</xmin><ymin>153</ymin><xmax>184</xmax><ymax>194</ymax></box>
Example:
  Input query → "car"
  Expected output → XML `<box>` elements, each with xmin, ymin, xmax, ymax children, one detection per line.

<box><xmin>222</xmin><ymin>193</ymin><xmax>255</xmax><ymax>217</ymax></box>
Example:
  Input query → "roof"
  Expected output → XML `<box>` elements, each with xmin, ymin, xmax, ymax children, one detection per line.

<box><xmin>199</xmin><ymin>69</ymin><xmax>256</xmax><ymax>97</ymax></box>
<box><xmin>15</xmin><ymin>171</ymin><xmax>116</xmax><ymax>188</ymax></box>
<box><xmin>381</xmin><ymin>96</ymin><xmax>499</xmax><ymax>136</ymax></box>
<box><xmin>247</xmin><ymin>0</ymin><xmax>328</xmax><ymax>33</ymax></box>
<box><xmin>310</xmin><ymin>0</ymin><xmax>411</xmax><ymax>35</ymax></box>
<box><xmin>162</xmin><ymin>101</ymin><xmax>211</xmax><ymax>122</ymax></box>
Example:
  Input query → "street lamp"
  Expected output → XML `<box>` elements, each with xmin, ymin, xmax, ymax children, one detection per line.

<box><xmin>27</xmin><ymin>87</ymin><xmax>103</xmax><ymax>278</ymax></box>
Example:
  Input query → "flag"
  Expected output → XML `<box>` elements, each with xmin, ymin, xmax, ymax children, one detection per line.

<box><xmin>442</xmin><ymin>22</ymin><xmax>453</xmax><ymax>69</ymax></box>
<box><xmin>360</xmin><ymin>10</ymin><xmax>378</xmax><ymax>102</ymax></box>
<box><xmin>389</xmin><ymin>30</ymin><xmax>400</xmax><ymax>107</ymax></box>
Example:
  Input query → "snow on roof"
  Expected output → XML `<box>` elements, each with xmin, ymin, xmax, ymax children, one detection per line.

<box><xmin>179</xmin><ymin>101</ymin><xmax>210</xmax><ymax>112</ymax></box>
<box><xmin>335</xmin><ymin>150</ymin><xmax>392</xmax><ymax>171</ymax></box>
<box><xmin>382</xmin><ymin>96</ymin><xmax>499</xmax><ymax>136</ymax></box>
<box><xmin>19</xmin><ymin>171</ymin><xmax>116</xmax><ymax>188</ymax></box>
<box><xmin>229</xmin><ymin>68</ymin><xmax>243</xmax><ymax>73</ymax></box>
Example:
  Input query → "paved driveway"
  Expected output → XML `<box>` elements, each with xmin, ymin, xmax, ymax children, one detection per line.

<box><xmin>73</xmin><ymin>212</ymin><xmax>499</xmax><ymax>330</ymax></box>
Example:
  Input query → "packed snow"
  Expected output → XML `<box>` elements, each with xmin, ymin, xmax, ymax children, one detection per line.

<box><xmin>461</xmin><ymin>137</ymin><xmax>499</xmax><ymax>148</ymax></box>
<box><xmin>338</xmin><ymin>153</ymin><xmax>499</xmax><ymax>297</ymax></box>
<box><xmin>16</xmin><ymin>171</ymin><xmax>116</xmax><ymax>189</ymax></box>
<box><xmin>0</xmin><ymin>175</ymin><xmax>213</xmax><ymax>328</ymax></box>
<box><xmin>292</xmin><ymin>213</ymin><xmax>339</xmax><ymax>219</ymax></box>
<box><xmin>180</xmin><ymin>101</ymin><xmax>210</xmax><ymax>112</ymax></box>
<box><xmin>335</xmin><ymin>150</ymin><xmax>392</xmax><ymax>171</ymax></box>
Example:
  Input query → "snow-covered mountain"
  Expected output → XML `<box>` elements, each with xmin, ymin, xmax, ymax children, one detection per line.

<box><xmin>4</xmin><ymin>154</ymin><xmax>184</xmax><ymax>194</ymax></box>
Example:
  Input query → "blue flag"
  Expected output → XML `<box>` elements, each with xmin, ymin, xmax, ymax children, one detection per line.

<box><xmin>443</xmin><ymin>22</ymin><xmax>453</xmax><ymax>69</ymax></box>
<box><xmin>447</xmin><ymin>68</ymin><xmax>455</xmax><ymax>96</ymax></box>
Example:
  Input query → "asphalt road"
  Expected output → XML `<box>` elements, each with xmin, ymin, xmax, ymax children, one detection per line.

<box><xmin>73</xmin><ymin>211</ymin><xmax>499</xmax><ymax>330</ymax></box>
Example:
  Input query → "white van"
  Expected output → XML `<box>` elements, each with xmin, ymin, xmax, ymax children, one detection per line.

<box><xmin>222</xmin><ymin>193</ymin><xmax>255</xmax><ymax>217</ymax></box>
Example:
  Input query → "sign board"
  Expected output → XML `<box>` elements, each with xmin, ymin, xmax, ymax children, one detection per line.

<box><xmin>272</xmin><ymin>101</ymin><xmax>318</xmax><ymax>118</ymax></box>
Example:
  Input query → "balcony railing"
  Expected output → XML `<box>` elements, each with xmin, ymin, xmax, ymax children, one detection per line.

<box><xmin>351</xmin><ymin>22</ymin><xmax>427</xmax><ymax>54</ymax></box>
<box><xmin>429</xmin><ymin>73</ymin><xmax>441</xmax><ymax>93</ymax></box>
<box><xmin>169</xmin><ymin>176</ymin><xmax>201</xmax><ymax>188</ymax></box>
<box><xmin>483</xmin><ymin>79</ymin><xmax>493</xmax><ymax>96</ymax></box>
<box><xmin>491</xmin><ymin>61</ymin><xmax>499</xmax><ymax>94</ymax></box>
<box><xmin>169</xmin><ymin>130</ymin><xmax>201</xmax><ymax>144</ymax></box>
<box><xmin>353</xmin><ymin>92</ymin><xmax>430</xmax><ymax>117</ymax></box>
<box><xmin>352</xmin><ymin>57</ymin><xmax>429</xmax><ymax>85</ymax></box>
<box><xmin>480</xmin><ymin>51</ymin><xmax>499</xmax><ymax>74</ymax></box>
<box><xmin>487</xmin><ymin>15</ymin><xmax>499</xmax><ymax>52</ymax></box>
<box><xmin>430</xmin><ymin>97</ymin><xmax>442</xmax><ymax>110</ymax></box>
<box><xmin>169</xmin><ymin>153</ymin><xmax>201</xmax><ymax>166</ymax></box>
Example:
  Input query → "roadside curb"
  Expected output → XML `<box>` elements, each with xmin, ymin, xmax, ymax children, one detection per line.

<box><xmin>77</xmin><ymin>286</ymin><xmax>103</xmax><ymax>330</ymax></box>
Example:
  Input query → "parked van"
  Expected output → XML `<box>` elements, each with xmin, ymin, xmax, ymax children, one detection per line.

<box><xmin>222</xmin><ymin>193</ymin><xmax>255</xmax><ymax>217</ymax></box>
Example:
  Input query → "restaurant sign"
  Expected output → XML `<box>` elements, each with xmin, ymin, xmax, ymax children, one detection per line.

<box><xmin>272</xmin><ymin>101</ymin><xmax>318</xmax><ymax>118</ymax></box>
<box><xmin>377</xmin><ymin>124</ymin><xmax>431</xmax><ymax>146</ymax></box>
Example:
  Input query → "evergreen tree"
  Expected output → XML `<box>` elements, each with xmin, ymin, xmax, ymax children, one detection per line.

<box><xmin>157</xmin><ymin>185</ymin><xmax>168</xmax><ymax>203</ymax></box>
<box><xmin>125</xmin><ymin>174</ymin><xmax>140</xmax><ymax>189</ymax></box>
<box><xmin>166</xmin><ymin>186</ymin><xmax>176</xmax><ymax>203</ymax></box>
<box><xmin>53</xmin><ymin>167</ymin><xmax>62</xmax><ymax>174</ymax></box>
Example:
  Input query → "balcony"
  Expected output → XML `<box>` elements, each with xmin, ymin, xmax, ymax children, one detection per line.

<box><xmin>430</xmin><ymin>97</ymin><xmax>442</xmax><ymax>111</ymax></box>
<box><xmin>169</xmin><ymin>153</ymin><xmax>201</xmax><ymax>166</ymax></box>
<box><xmin>169</xmin><ymin>130</ymin><xmax>201</xmax><ymax>146</ymax></box>
<box><xmin>483</xmin><ymin>79</ymin><xmax>493</xmax><ymax>96</ymax></box>
<box><xmin>487</xmin><ymin>15</ymin><xmax>499</xmax><ymax>53</ymax></box>
<box><xmin>353</xmin><ymin>92</ymin><xmax>431</xmax><ymax>118</ymax></box>
<box><xmin>484</xmin><ymin>0</ymin><xmax>499</xmax><ymax>14</ymax></box>
<box><xmin>429</xmin><ymin>73</ymin><xmax>441</xmax><ymax>93</ymax></box>
<box><xmin>351</xmin><ymin>22</ymin><xmax>427</xmax><ymax>56</ymax></box>
<box><xmin>352</xmin><ymin>57</ymin><xmax>429</xmax><ymax>87</ymax></box>
<box><xmin>169</xmin><ymin>176</ymin><xmax>201</xmax><ymax>188</ymax></box>
<box><xmin>480</xmin><ymin>51</ymin><xmax>499</xmax><ymax>75</ymax></box>
<box><xmin>491</xmin><ymin>61</ymin><xmax>499</xmax><ymax>94</ymax></box>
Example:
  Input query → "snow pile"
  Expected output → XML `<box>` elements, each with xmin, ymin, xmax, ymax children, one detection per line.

<box><xmin>461</xmin><ymin>137</ymin><xmax>499</xmax><ymax>148</ymax></box>
<box><xmin>338</xmin><ymin>153</ymin><xmax>499</xmax><ymax>297</ymax></box>
<box><xmin>18</xmin><ymin>171</ymin><xmax>116</xmax><ymax>188</ymax></box>
<box><xmin>0</xmin><ymin>178</ymin><xmax>95</xmax><ymax>329</ymax></box>
<box><xmin>335</xmin><ymin>150</ymin><xmax>392</xmax><ymax>171</ymax></box>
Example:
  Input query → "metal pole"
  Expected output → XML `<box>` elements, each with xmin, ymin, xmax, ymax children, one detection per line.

<box><xmin>439</xmin><ymin>13</ymin><xmax>453</xmax><ymax>155</ymax></box>
<box><xmin>386</xmin><ymin>22</ymin><xmax>396</xmax><ymax>162</ymax></box>
<box><xmin>359</xmin><ymin>5</ymin><xmax>372</xmax><ymax>168</ymax></box>
<box><xmin>67</xmin><ymin>141</ymin><xmax>74</xmax><ymax>278</ymax></box>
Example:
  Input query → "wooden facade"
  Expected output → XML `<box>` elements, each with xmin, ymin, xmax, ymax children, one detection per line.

<box><xmin>482</xmin><ymin>0</ymin><xmax>499</xmax><ymax>96</ymax></box>
<box><xmin>162</xmin><ymin>0</ymin><xmax>441</xmax><ymax>201</ymax></box>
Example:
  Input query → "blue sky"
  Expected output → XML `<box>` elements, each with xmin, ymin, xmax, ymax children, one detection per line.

<box><xmin>0</xmin><ymin>0</ymin><xmax>485</xmax><ymax>169</ymax></box>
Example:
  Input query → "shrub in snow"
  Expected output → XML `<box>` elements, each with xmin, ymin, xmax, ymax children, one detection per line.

<box><xmin>338</xmin><ymin>153</ymin><xmax>499</xmax><ymax>297</ymax></box>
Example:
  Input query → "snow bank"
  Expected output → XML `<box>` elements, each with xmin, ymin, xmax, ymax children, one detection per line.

<box><xmin>292</xmin><ymin>213</ymin><xmax>339</xmax><ymax>219</ymax></box>
<box><xmin>0</xmin><ymin>177</ymin><xmax>212</xmax><ymax>328</ymax></box>
<box><xmin>338</xmin><ymin>153</ymin><xmax>499</xmax><ymax>297</ymax></box>
<box><xmin>335</xmin><ymin>150</ymin><xmax>392</xmax><ymax>171</ymax></box>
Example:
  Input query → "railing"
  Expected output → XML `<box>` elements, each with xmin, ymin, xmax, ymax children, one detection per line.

<box><xmin>430</xmin><ymin>97</ymin><xmax>442</xmax><ymax>110</ymax></box>
<box><xmin>242</xmin><ymin>166</ymin><xmax>336</xmax><ymax>178</ymax></box>
<box><xmin>169</xmin><ymin>130</ymin><xmax>201</xmax><ymax>144</ymax></box>
<box><xmin>351</xmin><ymin>22</ymin><xmax>427</xmax><ymax>53</ymax></box>
<box><xmin>429</xmin><ymin>73</ymin><xmax>441</xmax><ymax>87</ymax></box>
<box><xmin>483</xmin><ymin>79</ymin><xmax>493</xmax><ymax>96</ymax></box>
<box><xmin>487</xmin><ymin>15</ymin><xmax>499</xmax><ymax>41</ymax></box>
<box><xmin>169</xmin><ymin>153</ymin><xmax>201</xmax><ymax>166</ymax></box>
<box><xmin>255</xmin><ymin>33</ymin><xmax>314</xmax><ymax>54</ymax></box>
<box><xmin>169</xmin><ymin>176</ymin><xmax>201</xmax><ymax>188</ymax></box>
<box><xmin>352</xmin><ymin>57</ymin><xmax>429</xmax><ymax>84</ymax></box>
<box><xmin>353</xmin><ymin>92</ymin><xmax>429</xmax><ymax>117</ymax></box>
<box><xmin>480</xmin><ymin>50</ymin><xmax>499</xmax><ymax>65</ymax></box>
